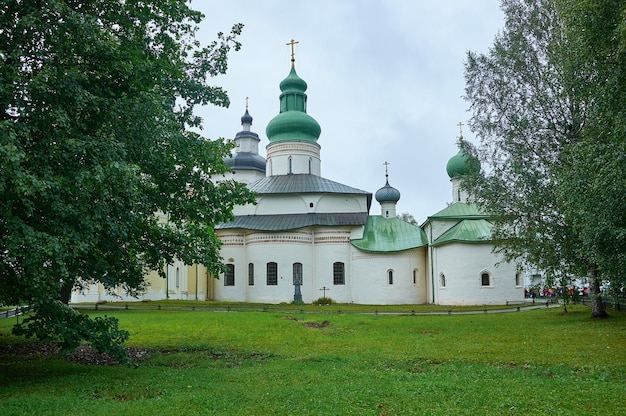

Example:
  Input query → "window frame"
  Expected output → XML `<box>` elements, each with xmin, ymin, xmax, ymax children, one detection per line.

<box><xmin>248</xmin><ymin>263</ymin><xmax>254</xmax><ymax>286</ymax></box>
<box><xmin>224</xmin><ymin>264</ymin><xmax>235</xmax><ymax>286</ymax></box>
<box><xmin>481</xmin><ymin>272</ymin><xmax>491</xmax><ymax>287</ymax></box>
<box><xmin>333</xmin><ymin>262</ymin><xmax>345</xmax><ymax>285</ymax></box>
<box><xmin>266</xmin><ymin>262</ymin><xmax>278</xmax><ymax>286</ymax></box>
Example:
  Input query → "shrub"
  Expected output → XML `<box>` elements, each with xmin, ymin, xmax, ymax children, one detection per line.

<box><xmin>312</xmin><ymin>297</ymin><xmax>334</xmax><ymax>305</ymax></box>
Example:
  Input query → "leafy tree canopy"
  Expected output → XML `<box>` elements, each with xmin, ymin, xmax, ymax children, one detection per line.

<box><xmin>0</xmin><ymin>0</ymin><xmax>255</xmax><ymax>360</ymax></box>
<box><xmin>463</xmin><ymin>0</ymin><xmax>625</xmax><ymax>317</ymax></box>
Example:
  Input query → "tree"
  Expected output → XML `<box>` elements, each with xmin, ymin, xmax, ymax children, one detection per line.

<box><xmin>555</xmin><ymin>0</ymin><xmax>626</xmax><ymax>297</ymax></box>
<box><xmin>462</xmin><ymin>0</ymin><xmax>624</xmax><ymax>317</ymax></box>
<box><xmin>0</xmin><ymin>1</ymin><xmax>255</xmax><ymax>361</ymax></box>
<box><xmin>398</xmin><ymin>212</ymin><xmax>418</xmax><ymax>225</ymax></box>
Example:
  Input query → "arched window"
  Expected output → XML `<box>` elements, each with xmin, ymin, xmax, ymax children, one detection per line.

<box><xmin>333</xmin><ymin>262</ymin><xmax>345</xmax><ymax>285</ymax></box>
<box><xmin>224</xmin><ymin>264</ymin><xmax>235</xmax><ymax>286</ymax></box>
<box><xmin>413</xmin><ymin>269</ymin><xmax>417</xmax><ymax>284</ymax></box>
<box><xmin>388</xmin><ymin>270</ymin><xmax>394</xmax><ymax>285</ymax></box>
<box><xmin>457</xmin><ymin>189</ymin><xmax>461</xmax><ymax>202</ymax></box>
<box><xmin>288</xmin><ymin>156</ymin><xmax>293</xmax><ymax>174</ymax></box>
<box><xmin>175</xmin><ymin>267</ymin><xmax>180</xmax><ymax>288</ymax></box>
<box><xmin>266</xmin><ymin>262</ymin><xmax>278</xmax><ymax>285</ymax></box>
<box><xmin>440</xmin><ymin>273</ymin><xmax>446</xmax><ymax>288</ymax></box>
<box><xmin>293</xmin><ymin>262</ymin><xmax>303</xmax><ymax>285</ymax></box>
<box><xmin>248</xmin><ymin>263</ymin><xmax>254</xmax><ymax>286</ymax></box>
<box><xmin>481</xmin><ymin>272</ymin><xmax>490</xmax><ymax>286</ymax></box>
<box><xmin>308</xmin><ymin>157</ymin><xmax>312</xmax><ymax>174</ymax></box>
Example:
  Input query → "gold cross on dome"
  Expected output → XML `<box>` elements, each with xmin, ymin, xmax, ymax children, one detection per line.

<box><xmin>286</xmin><ymin>39</ymin><xmax>299</xmax><ymax>67</ymax></box>
<box><xmin>383</xmin><ymin>161</ymin><xmax>390</xmax><ymax>178</ymax></box>
<box><xmin>457</xmin><ymin>121</ymin><xmax>464</xmax><ymax>140</ymax></box>
<box><xmin>245</xmin><ymin>96</ymin><xmax>249</xmax><ymax>110</ymax></box>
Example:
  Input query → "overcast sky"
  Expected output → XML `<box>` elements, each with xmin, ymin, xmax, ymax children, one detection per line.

<box><xmin>191</xmin><ymin>0</ymin><xmax>504</xmax><ymax>224</ymax></box>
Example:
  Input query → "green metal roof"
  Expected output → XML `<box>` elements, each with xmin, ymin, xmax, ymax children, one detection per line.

<box><xmin>431</xmin><ymin>219</ymin><xmax>493</xmax><ymax>247</ymax></box>
<box><xmin>350</xmin><ymin>216</ymin><xmax>429</xmax><ymax>253</ymax></box>
<box><xmin>424</xmin><ymin>202</ymin><xmax>489</xmax><ymax>224</ymax></box>
<box><xmin>216</xmin><ymin>212</ymin><xmax>368</xmax><ymax>231</ymax></box>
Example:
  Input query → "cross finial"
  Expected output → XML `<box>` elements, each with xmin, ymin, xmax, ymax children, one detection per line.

<box><xmin>457</xmin><ymin>121</ymin><xmax>464</xmax><ymax>140</ymax></box>
<box><xmin>245</xmin><ymin>96</ymin><xmax>249</xmax><ymax>110</ymax></box>
<box><xmin>383</xmin><ymin>161</ymin><xmax>390</xmax><ymax>180</ymax></box>
<box><xmin>286</xmin><ymin>39</ymin><xmax>299</xmax><ymax>67</ymax></box>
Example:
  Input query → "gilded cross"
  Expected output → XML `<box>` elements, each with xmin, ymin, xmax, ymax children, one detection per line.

<box><xmin>383</xmin><ymin>161</ymin><xmax>390</xmax><ymax>179</ymax></box>
<box><xmin>457</xmin><ymin>121</ymin><xmax>464</xmax><ymax>140</ymax></box>
<box><xmin>286</xmin><ymin>39</ymin><xmax>299</xmax><ymax>67</ymax></box>
<box><xmin>245</xmin><ymin>96</ymin><xmax>249</xmax><ymax>110</ymax></box>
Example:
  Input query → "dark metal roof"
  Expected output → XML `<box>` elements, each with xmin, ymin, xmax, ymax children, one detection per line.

<box><xmin>216</xmin><ymin>212</ymin><xmax>368</xmax><ymax>231</ymax></box>
<box><xmin>224</xmin><ymin>152</ymin><xmax>266</xmax><ymax>172</ymax></box>
<box><xmin>248</xmin><ymin>174</ymin><xmax>371</xmax><ymax>195</ymax></box>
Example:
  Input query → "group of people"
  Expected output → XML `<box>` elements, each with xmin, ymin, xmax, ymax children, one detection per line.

<box><xmin>524</xmin><ymin>286</ymin><xmax>589</xmax><ymax>299</ymax></box>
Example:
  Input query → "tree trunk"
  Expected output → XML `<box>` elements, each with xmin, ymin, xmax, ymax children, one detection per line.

<box><xmin>588</xmin><ymin>264</ymin><xmax>608</xmax><ymax>318</ymax></box>
<box><xmin>58</xmin><ymin>282</ymin><xmax>73</xmax><ymax>305</ymax></box>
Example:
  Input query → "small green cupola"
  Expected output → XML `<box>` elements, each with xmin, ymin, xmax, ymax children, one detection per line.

<box><xmin>446</xmin><ymin>146</ymin><xmax>474</xmax><ymax>179</ymax></box>
<box><xmin>266</xmin><ymin>45</ymin><xmax>321</xmax><ymax>144</ymax></box>
<box><xmin>446</xmin><ymin>123</ymin><xmax>480</xmax><ymax>203</ymax></box>
<box><xmin>446</xmin><ymin>126</ymin><xmax>479</xmax><ymax>179</ymax></box>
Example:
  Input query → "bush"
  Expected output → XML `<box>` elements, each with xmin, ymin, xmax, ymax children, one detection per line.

<box><xmin>312</xmin><ymin>297</ymin><xmax>334</xmax><ymax>305</ymax></box>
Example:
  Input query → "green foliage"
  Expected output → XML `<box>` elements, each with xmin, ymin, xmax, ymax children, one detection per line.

<box><xmin>312</xmin><ymin>296</ymin><xmax>335</xmax><ymax>305</ymax></box>
<box><xmin>555</xmin><ymin>0</ymin><xmax>626</xmax><ymax>287</ymax></box>
<box><xmin>463</xmin><ymin>0</ymin><xmax>625</xmax><ymax>317</ymax></box>
<box><xmin>0</xmin><ymin>1</ymin><xmax>255</xmax><ymax>355</ymax></box>
<box><xmin>12</xmin><ymin>301</ymin><xmax>129</xmax><ymax>363</ymax></box>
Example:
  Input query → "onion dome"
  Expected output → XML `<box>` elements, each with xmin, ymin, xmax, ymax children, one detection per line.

<box><xmin>224</xmin><ymin>107</ymin><xmax>266</xmax><ymax>173</ymax></box>
<box><xmin>266</xmin><ymin>66</ymin><xmax>321</xmax><ymax>144</ymax></box>
<box><xmin>375</xmin><ymin>180</ymin><xmax>401</xmax><ymax>204</ymax></box>
<box><xmin>240</xmin><ymin>108</ymin><xmax>253</xmax><ymax>125</ymax></box>
<box><xmin>446</xmin><ymin>143</ymin><xmax>479</xmax><ymax>179</ymax></box>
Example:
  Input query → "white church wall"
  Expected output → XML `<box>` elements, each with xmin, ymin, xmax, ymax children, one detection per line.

<box><xmin>213</xmin><ymin>227</ymin><xmax>361</xmax><ymax>304</ymax></box>
<box><xmin>266</xmin><ymin>142</ymin><xmax>321</xmax><ymax>176</ymax></box>
<box><xmin>432</xmin><ymin>243</ymin><xmax>522</xmax><ymax>305</ymax></box>
<box><xmin>254</xmin><ymin>195</ymin><xmax>308</xmax><ymax>215</ymax></box>
<box><xmin>306</xmin><ymin>230</ymin><xmax>354</xmax><ymax>303</ymax></box>
<box><xmin>316</xmin><ymin>194</ymin><xmax>369</xmax><ymax>214</ymax></box>
<box><xmin>351</xmin><ymin>248</ymin><xmax>428</xmax><ymax>305</ymax></box>
<box><xmin>425</xmin><ymin>219</ymin><xmax>459</xmax><ymax>242</ymax></box>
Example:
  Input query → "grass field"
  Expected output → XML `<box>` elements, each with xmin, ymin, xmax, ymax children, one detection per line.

<box><xmin>0</xmin><ymin>304</ymin><xmax>624</xmax><ymax>415</ymax></box>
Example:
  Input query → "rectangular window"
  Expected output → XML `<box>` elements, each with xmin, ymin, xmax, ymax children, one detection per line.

<box><xmin>248</xmin><ymin>263</ymin><xmax>254</xmax><ymax>286</ymax></box>
<box><xmin>293</xmin><ymin>262</ymin><xmax>303</xmax><ymax>285</ymax></box>
<box><xmin>267</xmin><ymin>262</ymin><xmax>278</xmax><ymax>286</ymax></box>
<box><xmin>224</xmin><ymin>264</ymin><xmax>235</xmax><ymax>286</ymax></box>
<box><xmin>515</xmin><ymin>272</ymin><xmax>522</xmax><ymax>287</ymax></box>
<box><xmin>333</xmin><ymin>262</ymin><xmax>345</xmax><ymax>285</ymax></box>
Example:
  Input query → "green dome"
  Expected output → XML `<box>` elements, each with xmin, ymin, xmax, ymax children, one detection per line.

<box><xmin>279</xmin><ymin>67</ymin><xmax>308</xmax><ymax>93</ymax></box>
<box><xmin>266</xmin><ymin>111</ymin><xmax>321</xmax><ymax>143</ymax></box>
<box><xmin>266</xmin><ymin>66</ymin><xmax>321</xmax><ymax>143</ymax></box>
<box><xmin>446</xmin><ymin>145</ymin><xmax>479</xmax><ymax>178</ymax></box>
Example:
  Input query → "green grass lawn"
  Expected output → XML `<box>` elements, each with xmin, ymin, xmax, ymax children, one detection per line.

<box><xmin>1</xmin><ymin>304</ymin><xmax>624</xmax><ymax>415</ymax></box>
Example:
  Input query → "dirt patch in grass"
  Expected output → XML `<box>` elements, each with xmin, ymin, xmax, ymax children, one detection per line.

<box><xmin>283</xmin><ymin>316</ymin><xmax>330</xmax><ymax>328</ymax></box>
<box><xmin>0</xmin><ymin>342</ymin><xmax>149</xmax><ymax>365</ymax></box>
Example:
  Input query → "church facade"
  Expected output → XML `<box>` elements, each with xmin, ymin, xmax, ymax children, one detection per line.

<box><xmin>72</xmin><ymin>58</ymin><xmax>524</xmax><ymax>306</ymax></box>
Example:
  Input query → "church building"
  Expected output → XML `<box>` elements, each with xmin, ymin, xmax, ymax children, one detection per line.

<box><xmin>72</xmin><ymin>53</ymin><xmax>524</xmax><ymax>306</ymax></box>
